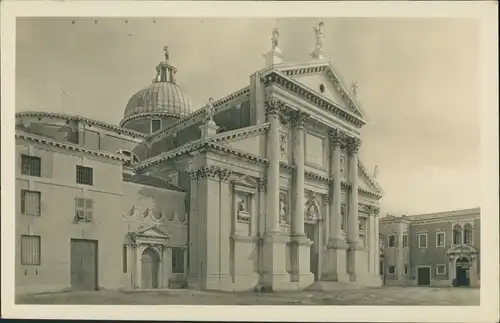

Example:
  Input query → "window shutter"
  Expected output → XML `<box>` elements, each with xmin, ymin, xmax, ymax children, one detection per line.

<box><xmin>21</xmin><ymin>190</ymin><xmax>26</xmax><ymax>214</ymax></box>
<box><xmin>76</xmin><ymin>197</ymin><xmax>85</xmax><ymax>208</ymax></box>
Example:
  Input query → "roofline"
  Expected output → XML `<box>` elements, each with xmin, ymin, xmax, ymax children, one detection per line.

<box><xmin>147</xmin><ymin>86</ymin><xmax>251</xmax><ymax>141</ymax></box>
<box><xmin>16</xmin><ymin>111</ymin><xmax>148</xmax><ymax>139</ymax></box>
<box><xmin>16</xmin><ymin>131</ymin><xmax>130</xmax><ymax>162</ymax></box>
<box><xmin>407</xmin><ymin>207</ymin><xmax>481</xmax><ymax>219</ymax></box>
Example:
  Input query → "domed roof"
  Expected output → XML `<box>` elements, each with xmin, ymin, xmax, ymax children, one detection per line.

<box><xmin>124</xmin><ymin>81</ymin><xmax>193</xmax><ymax>118</ymax></box>
<box><xmin>121</xmin><ymin>46</ymin><xmax>194</xmax><ymax>123</ymax></box>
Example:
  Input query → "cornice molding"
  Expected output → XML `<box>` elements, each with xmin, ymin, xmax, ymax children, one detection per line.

<box><xmin>135</xmin><ymin>140</ymin><xmax>268</xmax><ymax>172</ymax></box>
<box><xmin>16</xmin><ymin>131</ymin><xmax>130</xmax><ymax>162</ymax></box>
<box><xmin>119</xmin><ymin>112</ymin><xmax>183</xmax><ymax>128</ymax></box>
<box><xmin>210</xmin><ymin>123</ymin><xmax>270</xmax><ymax>144</ymax></box>
<box><xmin>15</xmin><ymin>111</ymin><xmax>148</xmax><ymax>139</ymax></box>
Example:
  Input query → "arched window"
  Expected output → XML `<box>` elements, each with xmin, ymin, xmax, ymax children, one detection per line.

<box><xmin>453</xmin><ymin>224</ymin><xmax>462</xmax><ymax>245</ymax></box>
<box><xmin>464</xmin><ymin>224</ymin><xmax>473</xmax><ymax>245</ymax></box>
<box><xmin>116</xmin><ymin>149</ymin><xmax>140</xmax><ymax>164</ymax></box>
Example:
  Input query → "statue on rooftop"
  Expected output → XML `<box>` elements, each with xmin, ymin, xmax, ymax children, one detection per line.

<box><xmin>271</xmin><ymin>27</ymin><xmax>280</xmax><ymax>50</ymax></box>
<box><xmin>205</xmin><ymin>97</ymin><xmax>216</xmax><ymax>122</ymax></box>
<box><xmin>164</xmin><ymin>45</ymin><xmax>170</xmax><ymax>63</ymax></box>
<box><xmin>313</xmin><ymin>21</ymin><xmax>324</xmax><ymax>52</ymax></box>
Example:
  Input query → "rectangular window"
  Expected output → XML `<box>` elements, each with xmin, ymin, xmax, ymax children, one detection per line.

<box><xmin>21</xmin><ymin>155</ymin><xmax>41</xmax><ymax>177</ymax></box>
<box><xmin>379</xmin><ymin>262</ymin><xmax>384</xmax><ymax>275</ymax></box>
<box><xmin>76</xmin><ymin>165</ymin><xmax>93</xmax><ymax>185</ymax></box>
<box><xmin>21</xmin><ymin>235</ymin><xmax>41</xmax><ymax>265</ymax></box>
<box><xmin>404</xmin><ymin>265</ymin><xmax>408</xmax><ymax>274</ymax></box>
<box><xmin>75</xmin><ymin>197</ymin><xmax>93</xmax><ymax>222</ymax></box>
<box><xmin>418</xmin><ymin>233</ymin><xmax>428</xmax><ymax>248</ymax></box>
<box><xmin>388</xmin><ymin>234</ymin><xmax>396</xmax><ymax>247</ymax></box>
<box><xmin>122</xmin><ymin>245</ymin><xmax>127</xmax><ymax>273</ymax></box>
<box><xmin>436</xmin><ymin>265</ymin><xmax>446</xmax><ymax>275</ymax></box>
<box><xmin>388</xmin><ymin>265</ymin><xmax>395</xmax><ymax>274</ymax></box>
<box><xmin>21</xmin><ymin>190</ymin><xmax>41</xmax><ymax>216</ymax></box>
<box><xmin>436</xmin><ymin>232</ymin><xmax>445</xmax><ymax>247</ymax></box>
<box><xmin>151</xmin><ymin>119</ymin><xmax>162</xmax><ymax>133</ymax></box>
<box><xmin>402</xmin><ymin>234</ymin><xmax>408</xmax><ymax>248</ymax></box>
<box><xmin>464</xmin><ymin>229</ymin><xmax>473</xmax><ymax>245</ymax></box>
<box><xmin>172</xmin><ymin>248</ymin><xmax>185</xmax><ymax>273</ymax></box>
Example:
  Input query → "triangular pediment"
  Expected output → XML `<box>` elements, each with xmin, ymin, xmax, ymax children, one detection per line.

<box><xmin>133</xmin><ymin>225</ymin><xmax>169</xmax><ymax>239</ymax></box>
<box><xmin>212</xmin><ymin>124</ymin><xmax>268</xmax><ymax>158</ymax></box>
<box><xmin>357</xmin><ymin>159</ymin><xmax>383</xmax><ymax>196</ymax></box>
<box><xmin>274</xmin><ymin>60</ymin><xmax>365</xmax><ymax>119</ymax></box>
<box><xmin>230</xmin><ymin>173</ymin><xmax>259</xmax><ymax>189</ymax></box>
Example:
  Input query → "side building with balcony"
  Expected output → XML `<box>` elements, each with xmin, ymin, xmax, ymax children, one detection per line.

<box><xmin>379</xmin><ymin>208</ymin><xmax>480</xmax><ymax>288</ymax></box>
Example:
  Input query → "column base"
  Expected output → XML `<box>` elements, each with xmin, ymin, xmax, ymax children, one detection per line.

<box><xmin>322</xmin><ymin>239</ymin><xmax>349</xmax><ymax>282</ymax></box>
<box><xmin>290</xmin><ymin>235</ymin><xmax>314</xmax><ymax>288</ymax></box>
<box><xmin>347</xmin><ymin>242</ymin><xmax>365</xmax><ymax>282</ymax></box>
<box><xmin>260</xmin><ymin>232</ymin><xmax>290</xmax><ymax>291</ymax></box>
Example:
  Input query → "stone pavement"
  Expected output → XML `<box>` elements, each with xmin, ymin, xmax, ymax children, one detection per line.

<box><xmin>16</xmin><ymin>286</ymin><xmax>479</xmax><ymax>306</ymax></box>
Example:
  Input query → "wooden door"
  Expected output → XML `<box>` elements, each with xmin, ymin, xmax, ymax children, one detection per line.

<box><xmin>70</xmin><ymin>239</ymin><xmax>98</xmax><ymax>290</ymax></box>
<box><xmin>417</xmin><ymin>267</ymin><xmax>430</xmax><ymax>286</ymax></box>
<box><xmin>141</xmin><ymin>248</ymin><xmax>158</xmax><ymax>289</ymax></box>
<box><xmin>304</xmin><ymin>223</ymin><xmax>318</xmax><ymax>280</ymax></box>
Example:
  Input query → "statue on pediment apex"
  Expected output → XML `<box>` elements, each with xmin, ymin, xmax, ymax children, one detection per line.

<box><xmin>271</xmin><ymin>27</ymin><xmax>280</xmax><ymax>50</ymax></box>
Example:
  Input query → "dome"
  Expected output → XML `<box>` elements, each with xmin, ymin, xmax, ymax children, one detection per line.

<box><xmin>120</xmin><ymin>46</ymin><xmax>194</xmax><ymax>126</ymax></box>
<box><xmin>124</xmin><ymin>82</ymin><xmax>193</xmax><ymax>118</ymax></box>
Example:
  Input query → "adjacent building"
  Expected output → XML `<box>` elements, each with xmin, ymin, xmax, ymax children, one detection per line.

<box><xmin>15</xmin><ymin>23</ymin><xmax>384</xmax><ymax>295</ymax></box>
<box><xmin>379</xmin><ymin>208</ymin><xmax>480</xmax><ymax>287</ymax></box>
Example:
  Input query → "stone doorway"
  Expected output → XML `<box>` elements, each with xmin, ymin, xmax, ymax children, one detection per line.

<box><xmin>305</xmin><ymin>222</ymin><xmax>319</xmax><ymax>280</ymax></box>
<box><xmin>141</xmin><ymin>248</ymin><xmax>159</xmax><ymax>289</ymax></box>
<box><xmin>455</xmin><ymin>257</ymin><xmax>470</xmax><ymax>287</ymax></box>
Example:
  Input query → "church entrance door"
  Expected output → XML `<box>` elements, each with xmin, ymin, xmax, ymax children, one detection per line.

<box><xmin>141</xmin><ymin>248</ymin><xmax>159</xmax><ymax>289</ymax></box>
<box><xmin>455</xmin><ymin>257</ymin><xmax>470</xmax><ymax>287</ymax></box>
<box><xmin>304</xmin><ymin>223</ymin><xmax>319</xmax><ymax>280</ymax></box>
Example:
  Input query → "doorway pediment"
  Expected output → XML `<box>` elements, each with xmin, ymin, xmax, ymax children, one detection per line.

<box><xmin>447</xmin><ymin>244</ymin><xmax>479</xmax><ymax>256</ymax></box>
<box><xmin>130</xmin><ymin>225</ymin><xmax>170</xmax><ymax>245</ymax></box>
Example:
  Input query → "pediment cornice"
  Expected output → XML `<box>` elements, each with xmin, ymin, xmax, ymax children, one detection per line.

<box><xmin>261</xmin><ymin>71</ymin><xmax>365</xmax><ymax>129</ymax></box>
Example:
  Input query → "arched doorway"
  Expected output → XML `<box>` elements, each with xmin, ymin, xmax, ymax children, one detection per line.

<box><xmin>455</xmin><ymin>256</ymin><xmax>470</xmax><ymax>287</ymax></box>
<box><xmin>141</xmin><ymin>248</ymin><xmax>159</xmax><ymax>289</ymax></box>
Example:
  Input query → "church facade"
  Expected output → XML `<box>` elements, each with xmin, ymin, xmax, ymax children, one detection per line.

<box><xmin>15</xmin><ymin>23</ymin><xmax>383</xmax><ymax>294</ymax></box>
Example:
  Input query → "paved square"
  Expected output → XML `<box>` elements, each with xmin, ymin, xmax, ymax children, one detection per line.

<box><xmin>17</xmin><ymin>286</ymin><xmax>479</xmax><ymax>305</ymax></box>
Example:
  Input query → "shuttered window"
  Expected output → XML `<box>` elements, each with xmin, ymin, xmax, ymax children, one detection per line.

<box><xmin>75</xmin><ymin>197</ymin><xmax>93</xmax><ymax>222</ymax></box>
<box><xmin>21</xmin><ymin>190</ymin><xmax>41</xmax><ymax>216</ymax></box>
<box><xmin>21</xmin><ymin>235</ymin><xmax>41</xmax><ymax>265</ymax></box>
<box><xmin>76</xmin><ymin>165</ymin><xmax>93</xmax><ymax>185</ymax></box>
<box><xmin>21</xmin><ymin>155</ymin><xmax>41</xmax><ymax>177</ymax></box>
<box><xmin>172</xmin><ymin>248</ymin><xmax>185</xmax><ymax>273</ymax></box>
<box><xmin>123</xmin><ymin>245</ymin><xmax>127</xmax><ymax>273</ymax></box>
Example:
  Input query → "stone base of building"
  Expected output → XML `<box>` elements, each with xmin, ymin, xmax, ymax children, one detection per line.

<box><xmin>323</xmin><ymin>239</ymin><xmax>349</xmax><ymax>282</ymax></box>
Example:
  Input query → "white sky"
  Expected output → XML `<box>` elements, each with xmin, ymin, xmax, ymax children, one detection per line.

<box><xmin>15</xmin><ymin>17</ymin><xmax>481</xmax><ymax>215</ymax></box>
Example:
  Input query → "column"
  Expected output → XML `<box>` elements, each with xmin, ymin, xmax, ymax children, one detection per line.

<box><xmin>261</xmin><ymin>97</ymin><xmax>289</xmax><ymax>291</ymax></box>
<box><xmin>265</xmin><ymin>98</ymin><xmax>281</xmax><ymax>233</ymax></box>
<box><xmin>324</xmin><ymin>129</ymin><xmax>349</xmax><ymax>282</ymax></box>
<box><xmin>374</xmin><ymin>209</ymin><xmax>381</xmax><ymax>281</ymax></box>
<box><xmin>368</xmin><ymin>214</ymin><xmax>375</xmax><ymax>274</ymax></box>
<box><xmin>292</xmin><ymin>111</ymin><xmax>307</xmax><ymax>237</ymax></box>
<box><xmin>135</xmin><ymin>245</ymin><xmax>142</xmax><ymax>288</ymax></box>
<box><xmin>346</xmin><ymin>137</ymin><xmax>361</xmax><ymax>281</ymax></box>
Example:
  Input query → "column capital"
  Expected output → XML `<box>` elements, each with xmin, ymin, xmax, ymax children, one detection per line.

<box><xmin>290</xmin><ymin>110</ymin><xmax>310</xmax><ymax>129</ymax></box>
<box><xmin>264</xmin><ymin>97</ymin><xmax>285</xmax><ymax>120</ymax></box>
<box><xmin>346</xmin><ymin>137</ymin><xmax>362</xmax><ymax>154</ymax></box>
<box><xmin>329</xmin><ymin>128</ymin><xmax>348</xmax><ymax>146</ymax></box>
